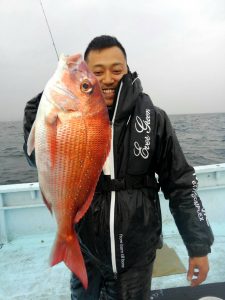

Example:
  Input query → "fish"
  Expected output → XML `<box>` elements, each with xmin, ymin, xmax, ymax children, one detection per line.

<box><xmin>27</xmin><ymin>53</ymin><xmax>111</xmax><ymax>289</ymax></box>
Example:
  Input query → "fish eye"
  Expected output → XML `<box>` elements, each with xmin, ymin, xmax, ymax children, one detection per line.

<box><xmin>80</xmin><ymin>79</ymin><xmax>93</xmax><ymax>94</ymax></box>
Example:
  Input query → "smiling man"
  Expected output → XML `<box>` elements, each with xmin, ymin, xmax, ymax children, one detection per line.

<box><xmin>23</xmin><ymin>35</ymin><xmax>214</xmax><ymax>300</ymax></box>
<box><xmin>85</xmin><ymin>45</ymin><xmax>128</xmax><ymax>107</ymax></box>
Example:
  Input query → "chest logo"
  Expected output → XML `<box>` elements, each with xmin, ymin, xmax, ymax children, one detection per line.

<box><xmin>133</xmin><ymin>109</ymin><xmax>151</xmax><ymax>159</ymax></box>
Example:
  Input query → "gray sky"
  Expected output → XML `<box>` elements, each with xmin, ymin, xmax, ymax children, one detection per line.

<box><xmin>0</xmin><ymin>0</ymin><xmax>225</xmax><ymax>121</ymax></box>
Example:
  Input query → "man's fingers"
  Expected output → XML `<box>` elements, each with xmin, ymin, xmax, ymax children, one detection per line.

<box><xmin>190</xmin><ymin>271</ymin><xmax>207</xmax><ymax>287</ymax></box>
<box><xmin>187</xmin><ymin>269</ymin><xmax>200</xmax><ymax>283</ymax></box>
<box><xmin>193</xmin><ymin>271</ymin><xmax>199</xmax><ymax>277</ymax></box>
<box><xmin>187</xmin><ymin>256</ymin><xmax>209</xmax><ymax>286</ymax></box>
<box><xmin>187</xmin><ymin>261</ymin><xmax>195</xmax><ymax>281</ymax></box>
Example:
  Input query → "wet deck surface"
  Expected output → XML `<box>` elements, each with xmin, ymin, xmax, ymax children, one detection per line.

<box><xmin>1</xmin><ymin>222</ymin><xmax>224</xmax><ymax>300</ymax></box>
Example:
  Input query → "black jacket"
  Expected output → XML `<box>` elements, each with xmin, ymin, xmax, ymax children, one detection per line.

<box><xmin>23</xmin><ymin>72</ymin><xmax>214</xmax><ymax>276</ymax></box>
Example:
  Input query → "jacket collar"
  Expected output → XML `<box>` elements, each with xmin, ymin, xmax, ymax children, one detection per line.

<box><xmin>108</xmin><ymin>71</ymin><xmax>143</xmax><ymax>123</ymax></box>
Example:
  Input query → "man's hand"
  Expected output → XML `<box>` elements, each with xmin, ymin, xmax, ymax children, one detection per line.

<box><xmin>187</xmin><ymin>256</ymin><xmax>209</xmax><ymax>287</ymax></box>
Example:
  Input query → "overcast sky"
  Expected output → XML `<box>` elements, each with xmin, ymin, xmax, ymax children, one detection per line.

<box><xmin>0</xmin><ymin>0</ymin><xmax>225</xmax><ymax>121</ymax></box>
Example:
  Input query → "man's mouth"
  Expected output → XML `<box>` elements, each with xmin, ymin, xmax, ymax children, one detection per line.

<box><xmin>102</xmin><ymin>88</ymin><xmax>115</xmax><ymax>95</ymax></box>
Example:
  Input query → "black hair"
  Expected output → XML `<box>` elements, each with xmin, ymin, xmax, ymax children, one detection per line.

<box><xmin>84</xmin><ymin>35</ymin><xmax>127</xmax><ymax>61</ymax></box>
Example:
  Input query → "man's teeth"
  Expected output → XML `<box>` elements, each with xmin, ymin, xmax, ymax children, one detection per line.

<box><xmin>103</xmin><ymin>89</ymin><xmax>114</xmax><ymax>94</ymax></box>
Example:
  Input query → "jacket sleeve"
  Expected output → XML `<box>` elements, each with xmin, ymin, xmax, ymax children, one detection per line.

<box><xmin>154</xmin><ymin>108</ymin><xmax>214</xmax><ymax>257</ymax></box>
<box><xmin>23</xmin><ymin>92</ymin><xmax>42</xmax><ymax>167</ymax></box>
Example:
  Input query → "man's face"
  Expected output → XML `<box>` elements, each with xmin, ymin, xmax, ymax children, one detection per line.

<box><xmin>86</xmin><ymin>46</ymin><xmax>128</xmax><ymax>106</ymax></box>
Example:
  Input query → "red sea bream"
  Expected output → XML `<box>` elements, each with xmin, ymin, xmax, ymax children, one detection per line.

<box><xmin>27</xmin><ymin>54</ymin><xmax>111</xmax><ymax>289</ymax></box>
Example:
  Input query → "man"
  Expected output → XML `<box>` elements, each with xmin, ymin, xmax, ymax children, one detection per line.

<box><xmin>23</xmin><ymin>35</ymin><xmax>214</xmax><ymax>299</ymax></box>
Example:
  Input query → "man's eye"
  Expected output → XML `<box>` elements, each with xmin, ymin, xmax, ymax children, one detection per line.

<box><xmin>113</xmin><ymin>70</ymin><xmax>122</xmax><ymax>74</ymax></box>
<box><xmin>94</xmin><ymin>71</ymin><xmax>102</xmax><ymax>76</ymax></box>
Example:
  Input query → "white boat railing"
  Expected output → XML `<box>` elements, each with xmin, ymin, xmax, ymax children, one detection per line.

<box><xmin>0</xmin><ymin>163</ymin><xmax>225</xmax><ymax>244</ymax></box>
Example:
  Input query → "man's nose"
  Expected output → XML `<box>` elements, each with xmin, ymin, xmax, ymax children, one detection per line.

<box><xmin>102</xmin><ymin>71</ymin><xmax>114</xmax><ymax>85</ymax></box>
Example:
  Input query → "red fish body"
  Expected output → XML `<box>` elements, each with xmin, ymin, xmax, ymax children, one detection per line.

<box><xmin>27</xmin><ymin>54</ymin><xmax>111</xmax><ymax>289</ymax></box>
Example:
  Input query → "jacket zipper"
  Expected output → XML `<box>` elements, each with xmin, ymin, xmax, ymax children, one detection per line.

<box><xmin>109</xmin><ymin>81</ymin><xmax>123</xmax><ymax>277</ymax></box>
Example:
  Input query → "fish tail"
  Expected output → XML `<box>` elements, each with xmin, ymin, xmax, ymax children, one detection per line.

<box><xmin>49</xmin><ymin>233</ymin><xmax>88</xmax><ymax>289</ymax></box>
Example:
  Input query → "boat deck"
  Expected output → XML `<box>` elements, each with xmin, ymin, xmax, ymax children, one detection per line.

<box><xmin>1</xmin><ymin>164</ymin><xmax>225</xmax><ymax>299</ymax></box>
<box><xmin>0</xmin><ymin>225</ymin><xmax>225</xmax><ymax>300</ymax></box>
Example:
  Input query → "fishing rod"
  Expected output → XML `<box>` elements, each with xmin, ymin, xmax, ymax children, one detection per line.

<box><xmin>39</xmin><ymin>0</ymin><xmax>59</xmax><ymax>60</ymax></box>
